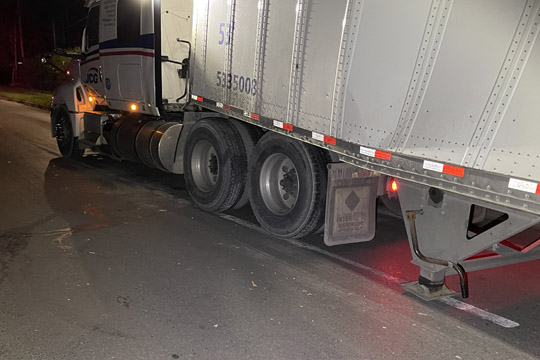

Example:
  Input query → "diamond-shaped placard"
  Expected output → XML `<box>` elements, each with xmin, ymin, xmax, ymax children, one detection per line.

<box><xmin>345</xmin><ymin>190</ymin><xmax>360</xmax><ymax>212</ymax></box>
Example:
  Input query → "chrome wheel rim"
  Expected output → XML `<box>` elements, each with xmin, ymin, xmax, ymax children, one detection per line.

<box><xmin>191</xmin><ymin>140</ymin><xmax>219</xmax><ymax>192</ymax></box>
<box><xmin>259</xmin><ymin>153</ymin><xmax>299</xmax><ymax>215</ymax></box>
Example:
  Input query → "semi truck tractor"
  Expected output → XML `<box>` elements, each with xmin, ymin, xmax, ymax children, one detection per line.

<box><xmin>50</xmin><ymin>0</ymin><xmax>540</xmax><ymax>299</ymax></box>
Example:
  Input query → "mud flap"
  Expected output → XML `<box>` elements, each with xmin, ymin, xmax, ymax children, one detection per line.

<box><xmin>324</xmin><ymin>163</ymin><xmax>379</xmax><ymax>246</ymax></box>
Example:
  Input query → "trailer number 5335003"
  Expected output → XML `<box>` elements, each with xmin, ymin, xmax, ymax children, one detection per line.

<box><xmin>216</xmin><ymin>71</ymin><xmax>258</xmax><ymax>96</ymax></box>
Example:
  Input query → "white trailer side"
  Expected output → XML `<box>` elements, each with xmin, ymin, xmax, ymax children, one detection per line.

<box><xmin>188</xmin><ymin>0</ymin><xmax>540</xmax><ymax>298</ymax></box>
<box><xmin>50</xmin><ymin>0</ymin><xmax>540</xmax><ymax>299</ymax></box>
<box><xmin>190</xmin><ymin>0</ymin><xmax>540</xmax><ymax>193</ymax></box>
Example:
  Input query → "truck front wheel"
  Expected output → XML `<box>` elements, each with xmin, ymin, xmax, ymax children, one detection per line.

<box><xmin>248</xmin><ymin>133</ymin><xmax>328</xmax><ymax>238</ymax></box>
<box><xmin>54</xmin><ymin>109</ymin><xmax>84</xmax><ymax>160</ymax></box>
<box><xmin>183</xmin><ymin>118</ymin><xmax>247</xmax><ymax>212</ymax></box>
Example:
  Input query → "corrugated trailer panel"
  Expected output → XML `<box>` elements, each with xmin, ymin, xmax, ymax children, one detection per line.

<box><xmin>390</xmin><ymin>0</ymin><xmax>531</xmax><ymax>165</ymax></box>
<box><xmin>478</xmin><ymin>15</ymin><xmax>540</xmax><ymax>180</ymax></box>
<box><xmin>227</xmin><ymin>0</ymin><xmax>259</xmax><ymax>110</ymax></box>
<box><xmin>338</xmin><ymin>0</ymin><xmax>433</xmax><ymax>147</ymax></box>
<box><xmin>256</xmin><ymin>1</ymin><xmax>296</xmax><ymax>122</ymax></box>
<box><xmin>191</xmin><ymin>0</ymin><xmax>540</xmax><ymax>183</ymax></box>
<box><xmin>291</xmin><ymin>0</ymin><xmax>347</xmax><ymax>133</ymax></box>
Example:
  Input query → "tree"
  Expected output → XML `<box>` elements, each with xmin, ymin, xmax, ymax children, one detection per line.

<box><xmin>0</xmin><ymin>0</ymin><xmax>87</xmax><ymax>86</ymax></box>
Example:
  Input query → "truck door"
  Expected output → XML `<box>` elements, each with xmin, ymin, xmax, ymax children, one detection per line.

<box><xmin>99</xmin><ymin>0</ymin><xmax>158</xmax><ymax>115</ymax></box>
<box><xmin>80</xmin><ymin>5</ymin><xmax>105</xmax><ymax>96</ymax></box>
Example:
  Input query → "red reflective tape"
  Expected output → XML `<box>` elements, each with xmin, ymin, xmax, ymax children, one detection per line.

<box><xmin>536</xmin><ymin>184</ymin><xmax>540</xmax><ymax>195</ymax></box>
<box><xmin>283</xmin><ymin>123</ymin><xmax>293</xmax><ymax>131</ymax></box>
<box><xmin>223</xmin><ymin>104</ymin><xmax>230</xmax><ymax>110</ymax></box>
<box><xmin>374</xmin><ymin>150</ymin><xmax>392</xmax><ymax>161</ymax></box>
<box><xmin>197</xmin><ymin>96</ymin><xmax>203</xmax><ymax>102</ymax></box>
<box><xmin>324</xmin><ymin>136</ymin><xmax>336</xmax><ymax>145</ymax></box>
<box><xmin>251</xmin><ymin>113</ymin><xmax>260</xmax><ymax>121</ymax></box>
<box><xmin>442</xmin><ymin>164</ymin><xmax>464</xmax><ymax>177</ymax></box>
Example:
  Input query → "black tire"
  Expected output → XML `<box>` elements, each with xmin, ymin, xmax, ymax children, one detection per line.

<box><xmin>230</xmin><ymin>120</ymin><xmax>263</xmax><ymax>209</ymax></box>
<box><xmin>183</xmin><ymin>118</ymin><xmax>247</xmax><ymax>212</ymax></box>
<box><xmin>248</xmin><ymin>133</ymin><xmax>328</xmax><ymax>238</ymax></box>
<box><xmin>54</xmin><ymin>108</ymin><xmax>84</xmax><ymax>160</ymax></box>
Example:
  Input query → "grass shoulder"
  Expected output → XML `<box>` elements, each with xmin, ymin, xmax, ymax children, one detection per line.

<box><xmin>0</xmin><ymin>87</ymin><xmax>52</xmax><ymax>110</ymax></box>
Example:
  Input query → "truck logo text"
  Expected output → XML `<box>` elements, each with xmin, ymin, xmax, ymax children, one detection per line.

<box><xmin>85</xmin><ymin>68</ymin><xmax>100</xmax><ymax>84</ymax></box>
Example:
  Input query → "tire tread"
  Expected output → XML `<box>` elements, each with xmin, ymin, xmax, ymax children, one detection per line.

<box><xmin>248</xmin><ymin>133</ymin><xmax>328</xmax><ymax>238</ymax></box>
<box><xmin>184</xmin><ymin>118</ymin><xmax>247</xmax><ymax>212</ymax></box>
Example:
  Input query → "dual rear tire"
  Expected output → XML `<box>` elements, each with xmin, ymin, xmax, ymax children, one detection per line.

<box><xmin>183</xmin><ymin>118</ymin><xmax>247</xmax><ymax>212</ymax></box>
<box><xmin>184</xmin><ymin>120</ymin><xmax>328</xmax><ymax>238</ymax></box>
<box><xmin>248</xmin><ymin>133</ymin><xmax>327</xmax><ymax>238</ymax></box>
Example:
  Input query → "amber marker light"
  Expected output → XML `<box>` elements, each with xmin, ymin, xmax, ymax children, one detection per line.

<box><xmin>88</xmin><ymin>96</ymin><xmax>94</xmax><ymax>103</ymax></box>
<box><xmin>391</xmin><ymin>179</ymin><xmax>398</xmax><ymax>193</ymax></box>
<box><xmin>130</xmin><ymin>103</ymin><xmax>138</xmax><ymax>111</ymax></box>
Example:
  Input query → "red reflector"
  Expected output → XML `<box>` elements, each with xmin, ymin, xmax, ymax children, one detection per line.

<box><xmin>323</xmin><ymin>136</ymin><xmax>336</xmax><ymax>145</ymax></box>
<box><xmin>442</xmin><ymin>164</ymin><xmax>465</xmax><ymax>177</ymax></box>
<box><xmin>283</xmin><ymin>123</ymin><xmax>293</xmax><ymax>131</ymax></box>
<box><xmin>374</xmin><ymin>150</ymin><xmax>392</xmax><ymax>161</ymax></box>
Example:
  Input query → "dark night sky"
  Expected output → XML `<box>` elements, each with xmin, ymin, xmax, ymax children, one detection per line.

<box><xmin>0</xmin><ymin>0</ymin><xmax>88</xmax><ymax>66</ymax></box>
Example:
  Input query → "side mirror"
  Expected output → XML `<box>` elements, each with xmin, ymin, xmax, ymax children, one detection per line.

<box><xmin>40</xmin><ymin>54</ymin><xmax>63</xmax><ymax>72</ymax></box>
<box><xmin>54</xmin><ymin>48</ymin><xmax>85</xmax><ymax>61</ymax></box>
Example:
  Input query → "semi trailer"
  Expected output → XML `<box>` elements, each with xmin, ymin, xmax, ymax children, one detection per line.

<box><xmin>50</xmin><ymin>0</ymin><xmax>540</xmax><ymax>299</ymax></box>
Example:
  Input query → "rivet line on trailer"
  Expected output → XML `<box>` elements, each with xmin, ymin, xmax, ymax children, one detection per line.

<box><xmin>190</xmin><ymin>94</ymin><xmax>540</xmax><ymax>211</ymax></box>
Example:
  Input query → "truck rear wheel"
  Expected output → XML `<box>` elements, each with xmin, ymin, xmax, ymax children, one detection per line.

<box><xmin>54</xmin><ymin>109</ymin><xmax>84</xmax><ymax>160</ymax></box>
<box><xmin>230</xmin><ymin>120</ymin><xmax>263</xmax><ymax>209</ymax></box>
<box><xmin>248</xmin><ymin>133</ymin><xmax>328</xmax><ymax>238</ymax></box>
<box><xmin>183</xmin><ymin>118</ymin><xmax>247</xmax><ymax>212</ymax></box>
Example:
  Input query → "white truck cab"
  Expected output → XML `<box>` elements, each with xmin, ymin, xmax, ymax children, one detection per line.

<box><xmin>56</xmin><ymin>0</ymin><xmax>192</xmax><ymax>118</ymax></box>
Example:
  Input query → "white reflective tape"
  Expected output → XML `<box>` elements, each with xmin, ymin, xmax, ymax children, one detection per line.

<box><xmin>423</xmin><ymin>160</ymin><xmax>444</xmax><ymax>173</ymax></box>
<box><xmin>191</xmin><ymin>94</ymin><xmax>198</xmax><ymax>101</ymax></box>
<box><xmin>312</xmin><ymin>132</ymin><xmax>324</xmax><ymax>141</ymax></box>
<box><xmin>273</xmin><ymin>120</ymin><xmax>284</xmax><ymax>129</ymax></box>
<box><xmin>216</xmin><ymin>102</ymin><xmax>224</xmax><ymax>108</ymax></box>
<box><xmin>360</xmin><ymin>146</ymin><xmax>376</xmax><ymax>157</ymax></box>
<box><xmin>508</xmin><ymin>178</ymin><xmax>539</xmax><ymax>194</ymax></box>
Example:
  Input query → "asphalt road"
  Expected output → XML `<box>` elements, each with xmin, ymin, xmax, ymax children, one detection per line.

<box><xmin>0</xmin><ymin>99</ymin><xmax>539</xmax><ymax>360</ymax></box>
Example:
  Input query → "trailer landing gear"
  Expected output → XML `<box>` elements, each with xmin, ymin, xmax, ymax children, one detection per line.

<box><xmin>398</xmin><ymin>180</ymin><xmax>540</xmax><ymax>300</ymax></box>
<box><xmin>402</xmin><ymin>210</ymin><xmax>468</xmax><ymax>300</ymax></box>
